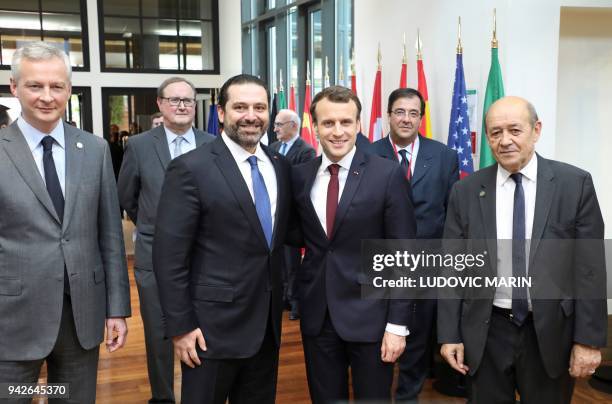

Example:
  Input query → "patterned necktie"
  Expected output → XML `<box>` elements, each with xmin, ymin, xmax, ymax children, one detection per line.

<box><xmin>511</xmin><ymin>173</ymin><xmax>529</xmax><ymax>326</ymax></box>
<box><xmin>326</xmin><ymin>164</ymin><xmax>340</xmax><ymax>238</ymax></box>
<box><xmin>398</xmin><ymin>149</ymin><xmax>411</xmax><ymax>181</ymax></box>
<box><xmin>173</xmin><ymin>136</ymin><xmax>184</xmax><ymax>159</ymax></box>
<box><xmin>41</xmin><ymin>136</ymin><xmax>64</xmax><ymax>222</ymax></box>
<box><xmin>280</xmin><ymin>143</ymin><xmax>288</xmax><ymax>156</ymax></box>
<box><xmin>247</xmin><ymin>156</ymin><xmax>273</xmax><ymax>247</ymax></box>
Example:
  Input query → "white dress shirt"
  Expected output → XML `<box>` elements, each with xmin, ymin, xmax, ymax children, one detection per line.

<box><xmin>494</xmin><ymin>154</ymin><xmax>537</xmax><ymax>309</ymax></box>
<box><xmin>221</xmin><ymin>132</ymin><xmax>277</xmax><ymax>229</ymax></box>
<box><xmin>164</xmin><ymin>126</ymin><xmax>196</xmax><ymax>158</ymax></box>
<box><xmin>389</xmin><ymin>134</ymin><xmax>420</xmax><ymax>176</ymax></box>
<box><xmin>310</xmin><ymin>146</ymin><xmax>409</xmax><ymax>336</ymax></box>
<box><xmin>18</xmin><ymin>117</ymin><xmax>66</xmax><ymax>196</ymax></box>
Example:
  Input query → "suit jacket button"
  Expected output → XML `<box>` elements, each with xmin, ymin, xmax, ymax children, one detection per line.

<box><xmin>484</xmin><ymin>319</ymin><xmax>490</xmax><ymax>324</ymax></box>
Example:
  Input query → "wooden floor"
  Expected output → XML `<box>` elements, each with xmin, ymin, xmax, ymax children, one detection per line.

<box><xmin>34</xmin><ymin>258</ymin><xmax>612</xmax><ymax>403</ymax></box>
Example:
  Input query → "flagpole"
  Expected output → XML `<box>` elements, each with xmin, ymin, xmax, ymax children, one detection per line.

<box><xmin>457</xmin><ymin>16</ymin><xmax>463</xmax><ymax>55</ymax></box>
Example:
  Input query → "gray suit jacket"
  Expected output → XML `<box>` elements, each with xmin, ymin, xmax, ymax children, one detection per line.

<box><xmin>270</xmin><ymin>137</ymin><xmax>316</xmax><ymax>165</ymax></box>
<box><xmin>0</xmin><ymin>121</ymin><xmax>131</xmax><ymax>361</ymax></box>
<box><xmin>438</xmin><ymin>154</ymin><xmax>607</xmax><ymax>378</ymax></box>
<box><xmin>117</xmin><ymin>126</ymin><xmax>214</xmax><ymax>270</ymax></box>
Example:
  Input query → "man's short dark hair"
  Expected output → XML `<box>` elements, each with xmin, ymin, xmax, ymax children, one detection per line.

<box><xmin>150</xmin><ymin>111</ymin><xmax>163</xmax><ymax>123</ymax></box>
<box><xmin>157</xmin><ymin>77</ymin><xmax>196</xmax><ymax>99</ymax></box>
<box><xmin>218</xmin><ymin>74</ymin><xmax>270</xmax><ymax>111</ymax></box>
<box><xmin>310</xmin><ymin>86</ymin><xmax>362</xmax><ymax>123</ymax></box>
<box><xmin>387</xmin><ymin>88</ymin><xmax>425</xmax><ymax>116</ymax></box>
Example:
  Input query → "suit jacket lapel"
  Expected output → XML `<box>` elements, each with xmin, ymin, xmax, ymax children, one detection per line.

<box><xmin>194</xmin><ymin>129</ymin><xmax>207</xmax><ymax>147</ymax></box>
<box><xmin>379</xmin><ymin>136</ymin><xmax>395</xmax><ymax>160</ymax></box>
<box><xmin>331</xmin><ymin>150</ymin><xmax>366</xmax><ymax>240</ymax></box>
<box><xmin>62</xmin><ymin>123</ymin><xmax>84</xmax><ymax>229</ymax></box>
<box><xmin>152</xmin><ymin>126</ymin><xmax>171</xmax><ymax>169</ymax></box>
<box><xmin>263</xmin><ymin>145</ymin><xmax>285</xmax><ymax>248</ymax></box>
<box><xmin>529</xmin><ymin>155</ymin><xmax>555</xmax><ymax>266</ymax></box>
<box><xmin>478</xmin><ymin>166</ymin><xmax>498</xmax><ymax>272</ymax></box>
<box><xmin>212</xmin><ymin>137</ymin><xmax>269</xmax><ymax>249</ymax></box>
<box><xmin>304</xmin><ymin>157</ymin><xmax>327</xmax><ymax>240</ymax></box>
<box><xmin>411</xmin><ymin>136</ymin><xmax>432</xmax><ymax>186</ymax></box>
<box><xmin>1</xmin><ymin>123</ymin><xmax>60</xmax><ymax>224</ymax></box>
<box><xmin>285</xmin><ymin>138</ymin><xmax>301</xmax><ymax>160</ymax></box>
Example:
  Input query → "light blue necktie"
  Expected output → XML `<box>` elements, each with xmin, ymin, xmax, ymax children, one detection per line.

<box><xmin>279</xmin><ymin>143</ymin><xmax>288</xmax><ymax>156</ymax></box>
<box><xmin>173</xmin><ymin>136</ymin><xmax>185</xmax><ymax>159</ymax></box>
<box><xmin>247</xmin><ymin>156</ymin><xmax>273</xmax><ymax>247</ymax></box>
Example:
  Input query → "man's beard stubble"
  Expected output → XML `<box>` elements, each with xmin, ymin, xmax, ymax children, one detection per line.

<box><xmin>225</xmin><ymin>118</ymin><xmax>268</xmax><ymax>150</ymax></box>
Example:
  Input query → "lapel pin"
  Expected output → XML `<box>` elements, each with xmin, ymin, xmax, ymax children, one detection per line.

<box><xmin>479</xmin><ymin>190</ymin><xmax>486</xmax><ymax>197</ymax></box>
<box><xmin>76</xmin><ymin>142</ymin><xmax>83</xmax><ymax>149</ymax></box>
<box><xmin>353</xmin><ymin>171</ymin><xmax>359</xmax><ymax>175</ymax></box>
<box><xmin>273</xmin><ymin>155</ymin><xmax>279</xmax><ymax>159</ymax></box>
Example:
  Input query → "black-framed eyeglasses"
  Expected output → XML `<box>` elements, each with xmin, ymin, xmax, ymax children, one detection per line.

<box><xmin>161</xmin><ymin>97</ymin><xmax>196</xmax><ymax>107</ymax></box>
<box><xmin>274</xmin><ymin>121</ymin><xmax>292</xmax><ymax>128</ymax></box>
<box><xmin>391</xmin><ymin>109</ymin><xmax>421</xmax><ymax>119</ymax></box>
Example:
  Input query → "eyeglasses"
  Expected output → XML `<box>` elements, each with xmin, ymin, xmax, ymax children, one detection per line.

<box><xmin>161</xmin><ymin>97</ymin><xmax>196</xmax><ymax>107</ymax></box>
<box><xmin>391</xmin><ymin>109</ymin><xmax>421</xmax><ymax>119</ymax></box>
<box><xmin>274</xmin><ymin>121</ymin><xmax>292</xmax><ymax>127</ymax></box>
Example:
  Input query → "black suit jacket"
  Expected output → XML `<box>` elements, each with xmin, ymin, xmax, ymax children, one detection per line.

<box><xmin>270</xmin><ymin>137</ymin><xmax>316</xmax><ymax>165</ymax></box>
<box><xmin>153</xmin><ymin>136</ymin><xmax>292</xmax><ymax>359</ymax></box>
<box><xmin>292</xmin><ymin>149</ymin><xmax>417</xmax><ymax>342</ymax></box>
<box><xmin>355</xmin><ymin>132</ymin><xmax>374</xmax><ymax>154</ymax></box>
<box><xmin>438</xmin><ymin>154</ymin><xmax>607</xmax><ymax>378</ymax></box>
<box><xmin>373</xmin><ymin>135</ymin><xmax>459</xmax><ymax>238</ymax></box>
<box><xmin>118</xmin><ymin>125</ymin><xmax>214</xmax><ymax>270</ymax></box>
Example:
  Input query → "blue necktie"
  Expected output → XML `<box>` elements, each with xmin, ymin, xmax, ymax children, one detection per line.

<box><xmin>511</xmin><ymin>173</ymin><xmax>529</xmax><ymax>326</ymax></box>
<box><xmin>173</xmin><ymin>136</ymin><xmax>185</xmax><ymax>159</ymax></box>
<box><xmin>247</xmin><ymin>156</ymin><xmax>273</xmax><ymax>248</ymax></box>
<box><xmin>280</xmin><ymin>143</ymin><xmax>287</xmax><ymax>156</ymax></box>
<box><xmin>42</xmin><ymin>136</ymin><xmax>64</xmax><ymax>222</ymax></box>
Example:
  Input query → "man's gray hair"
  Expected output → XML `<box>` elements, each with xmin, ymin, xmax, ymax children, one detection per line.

<box><xmin>279</xmin><ymin>109</ymin><xmax>301</xmax><ymax>129</ymax></box>
<box><xmin>157</xmin><ymin>77</ymin><xmax>197</xmax><ymax>98</ymax></box>
<box><xmin>11</xmin><ymin>41</ymin><xmax>72</xmax><ymax>83</ymax></box>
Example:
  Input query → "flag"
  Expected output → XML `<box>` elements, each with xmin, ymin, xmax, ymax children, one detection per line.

<box><xmin>368</xmin><ymin>68</ymin><xmax>383</xmax><ymax>143</ymax></box>
<box><xmin>301</xmin><ymin>81</ymin><xmax>318</xmax><ymax>152</ymax></box>
<box><xmin>288</xmin><ymin>83</ymin><xmax>296</xmax><ymax>112</ymax></box>
<box><xmin>417</xmin><ymin>58</ymin><xmax>433</xmax><ymax>138</ymax></box>
<box><xmin>207</xmin><ymin>91</ymin><xmax>219</xmax><ymax>136</ymax></box>
<box><xmin>278</xmin><ymin>86</ymin><xmax>287</xmax><ymax>110</ymax></box>
<box><xmin>350</xmin><ymin>73</ymin><xmax>357</xmax><ymax>95</ymax></box>
<box><xmin>267</xmin><ymin>91</ymin><xmax>278</xmax><ymax>144</ymax></box>
<box><xmin>479</xmin><ymin>47</ymin><xmax>505</xmax><ymax>168</ymax></box>
<box><xmin>399</xmin><ymin>62</ymin><xmax>407</xmax><ymax>88</ymax></box>
<box><xmin>447</xmin><ymin>53</ymin><xmax>474</xmax><ymax>179</ymax></box>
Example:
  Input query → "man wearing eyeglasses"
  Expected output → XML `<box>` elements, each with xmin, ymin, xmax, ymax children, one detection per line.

<box><xmin>373</xmin><ymin>88</ymin><xmax>459</xmax><ymax>402</ymax></box>
<box><xmin>118</xmin><ymin>77</ymin><xmax>214</xmax><ymax>404</ymax></box>
<box><xmin>270</xmin><ymin>109</ymin><xmax>315</xmax><ymax>321</ymax></box>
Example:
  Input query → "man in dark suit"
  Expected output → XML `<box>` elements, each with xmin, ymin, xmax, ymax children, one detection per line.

<box><xmin>270</xmin><ymin>108</ymin><xmax>315</xmax><ymax>320</ymax></box>
<box><xmin>373</xmin><ymin>88</ymin><xmax>459</xmax><ymax>401</ymax></box>
<box><xmin>153</xmin><ymin>74</ymin><xmax>292</xmax><ymax>404</ymax></box>
<box><xmin>0</xmin><ymin>41</ymin><xmax>131</xmax><ymax>403</ymax></box>
<box><xmin>291</xmin><ymin>86</ymin><xmax>417</xmax><ymax>403</ymax></box>
<box><xmin>439</xmin><ymin>96</ymin><xmax>607</xmax><ymax>403</ymax></box>
<box><xmin>118</xmin><ymin>77</ymin><xmax>214</xmax><ymax>403</ymax></box>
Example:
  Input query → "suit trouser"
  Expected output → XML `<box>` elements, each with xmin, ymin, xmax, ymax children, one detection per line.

<box><xmin>469</xmin><ymin>309</ymin><xmax>574</xmax><ymax>404</ymax></box>
<box><xmin>0</xmin><ymin>294</ymin><xmax>99</xmax><ymax>404</ymax></box>
<box><xmin>180</xmin><ymin>317</ymin><xmax>279</xmax><ymax>404</ymax></box>
<box><xmin>302</xmin><ymin>312</ymin><xmax>394</xmax><ymax>404</ymax></box>
<box><xmin>282</xmin><ymin>246</ymin><xmax>301</xmax><ymax>311</ymax></box>
<box><xmin>134</xmin><ymin>267</ymin><xmax>175</xmax><ymax>403</ymax></box>
<box><xmin>396</xmin><ymin>299</ymin><xmax>436</xmax><ymax>401</ymax></box>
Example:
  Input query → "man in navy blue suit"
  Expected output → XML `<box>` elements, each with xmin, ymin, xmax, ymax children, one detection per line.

<box><xmin>373</xmin><ymin>88</ymin><xmax>459</xmax><ymax>402</ymax></box>
<box><xmin>291</xmin><ymin>86</ymin><xmax>416</xmax><ymax>403</ymax></box>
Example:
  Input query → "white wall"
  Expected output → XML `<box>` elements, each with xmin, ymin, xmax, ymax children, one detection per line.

<box><xmin>0</xmin><ymin>0</ymin><xmax>243</xmax><ymax>136</ymax></box>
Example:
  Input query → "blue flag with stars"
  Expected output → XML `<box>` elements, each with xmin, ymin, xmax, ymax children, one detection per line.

<box><xmin>447</xmin><ymin>53</ymin><xmax>474</xmax><ymax>178</ymax></box>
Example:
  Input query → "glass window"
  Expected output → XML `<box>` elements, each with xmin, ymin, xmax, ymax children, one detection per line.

<box><xmin>100</xmin><ymin>0</ymin><xmax>218</xmax><ymax>72</ymax></box>
<box><xmin>335</xmin><ymin>0</ymin><xmax>352</xmax><ymax>87</ymax></box>
<box><xmin>287</xmin><ymin>7</ymin><xmax>298</xmax><ymax>105</ymax></box>
<box><xmin>267</xmin><ymin>25</ymin><xmax>277</xmax><ymax>92</ymax></box>
<box><xmin>0</xmin><ymin>1</ymin><xmax>88</xmax><ymax>69</ymax></box>
<box><xmin>310</xmin><ymin>9</ymin><xmax>323</xmax><ymax>95</ymax></box>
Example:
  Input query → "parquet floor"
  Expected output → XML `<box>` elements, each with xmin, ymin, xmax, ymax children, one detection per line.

<box><xmin>33</xmin><ymin>256</ymin><xmax>612</xmax><ymax>403</ymax></box>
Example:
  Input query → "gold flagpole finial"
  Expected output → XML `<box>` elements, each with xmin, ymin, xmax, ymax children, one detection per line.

<box><xmin>416</xmin><ymin>29</ymin><xmax>423</xmax><ymax>60</ymax></box>
<box><xmin>377</xmin><ymin>42</ymin><xmax>382</xmax><ymax>70</ymax></box>
<box><xmin>492</xmin><ymin>8</ymin><xmax>498</xmax><ymax>48</ymax></box>
<box><xmin>402</xmin><ymin>33</ymin><xmax>407</xmax><ymax>64</ymax></box>
<box><xmin>306</xmin><ymin>60</ymin><xmax>311</xmax><ymax>85</ymax></box>
<box><xmin>457</xmin><ymin>16</ymin><xmax>463</xmax><ymax>54</ymax></box>
<box><xmin>351</xmin><ymin>48</ymin><xmax>356</xmax><ymax>76</ymax></box>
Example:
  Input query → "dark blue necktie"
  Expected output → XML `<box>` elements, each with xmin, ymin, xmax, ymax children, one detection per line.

<box><xmin>42</xmin><ymin>136</ymin><xmax>64</xmax><ymax>222</ymax></box>
<box><xmin>247</xmin><ymin>156</ymin><xmax>273</xmax><ymax>248</ymax></box>
<box><xmin>511</xmin><ymin>173</ymin><xmax>529</xmax><ymax>326</ymax></box>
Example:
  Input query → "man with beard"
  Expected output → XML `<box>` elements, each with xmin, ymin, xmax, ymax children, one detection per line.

<box><xmin>153</xmin><ymin>74</ymin><xmax>292</xmax><ymax>404</ymax></box>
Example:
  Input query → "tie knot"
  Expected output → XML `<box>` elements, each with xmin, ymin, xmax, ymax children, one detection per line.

<box><xmin>247</xmin><ymin>155</ymin><xmax>258</xmax><ymax>167</ymax></box>
<box><xmin>41</xmin><ymin>136</ymin><xmax>55</xmax><ymax>152</ymax></box>
<box><xmin>398</xmin><ymin>149</ymin><xmax>408</xmax><ymax>158</ymax></box>
<box><xmin>175</xmin><ymin>136</ymin><xmax>184</xmax><ymax>144</ymax></box>
<box><xmin>510</xmin><ymin>172</ymin><xmax>523</xmax><ymax>184</ymax></box>
<box><xmin>328</xmin><ymin>163</ymin><xmax>340</xmax><ymax>176</ymax></box>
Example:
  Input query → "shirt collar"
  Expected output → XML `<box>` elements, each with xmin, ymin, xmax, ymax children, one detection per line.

<box><xmin>388</xmin><ymin>133</ymin><xmax>419</xmax><ymax>154</ymax></box>
<box><xmin>498</xmin><ymin>153</ymin><xmax>538</xmax><ymax>186</ymax></box>
<box><xmin>320</xmin><ymin>145</ymin><xmax>356</xmax><ymax>174</ymax></box>
<box><xmin>283</xmin><ymin>133</ymin><xmax>300</xmax><ymax>148</ymax></box>
<box><xmin>221</xmin><ymin>131</ymin><xmax>268</xmax><ymax>163</ymax></box>
<box><xmin>17</xmin><ymin>116</ymin><xmax>65</xmax><ymax>152</ymax></box>
<box><xmin>164</xmin><ymin>126</ymin><xmax>195</xmax><ymax>146</ymax></box>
